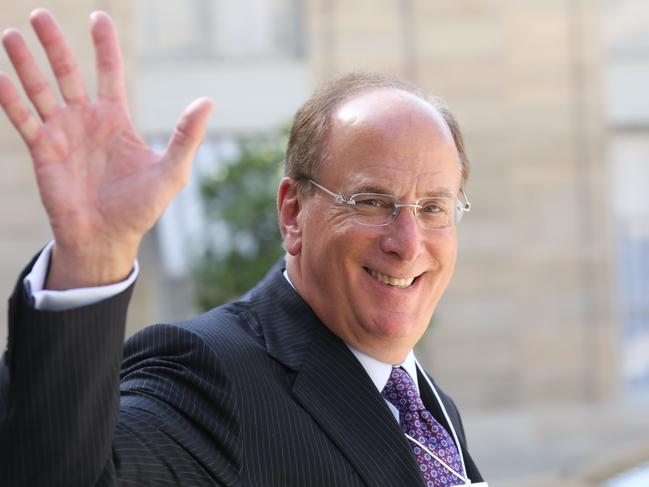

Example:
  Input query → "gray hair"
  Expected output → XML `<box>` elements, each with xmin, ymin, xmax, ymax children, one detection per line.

<box><xmin>284</xmin><ymin>71</ymin><xmax>469</xmax><ymax>189</ymax></box>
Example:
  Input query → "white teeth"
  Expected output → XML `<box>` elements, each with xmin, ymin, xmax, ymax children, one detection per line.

<box><xmin>368</xmin><ymin>269</ymin><xmax>415</xmax><ymax>288</ymax></box>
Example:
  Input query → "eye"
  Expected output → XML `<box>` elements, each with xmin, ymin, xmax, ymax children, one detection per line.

<box><xmin>353</xmin><ymin>194</ymin><xmax>393</xmax><ymax>208</ymax></box>
<box><xmin>420</xmin><ymin>200</ymin><xmax>449</xmax><ymax>215</ymax></box>
<box><xmin>359</xmin><ymin>198</ymin><xmax>383</xmax><ymax>207</ymax></box>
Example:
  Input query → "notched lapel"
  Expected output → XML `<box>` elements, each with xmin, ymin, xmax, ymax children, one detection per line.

<box><xmin>292</xmin><ymin>326</ymin><xmax>425</xmax><ymax>487</ymax></box>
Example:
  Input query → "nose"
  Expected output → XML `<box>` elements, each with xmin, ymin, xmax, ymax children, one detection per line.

<box><xmin>379</xmin><ymin>205</ymin><xmax>425</xmax><ymax>261</ymax></box>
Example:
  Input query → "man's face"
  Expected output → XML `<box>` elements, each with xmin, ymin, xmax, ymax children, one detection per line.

<box><xmin>285</xmin><ymin>89</ymin><xmax>463</xmax><ymax>363</ymax></box>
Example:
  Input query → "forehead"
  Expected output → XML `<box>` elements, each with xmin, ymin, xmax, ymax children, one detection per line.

<box><xmin>321</xmin><ymin>88</ymin><xmax>462</xmax><ymax>194</ymax></box>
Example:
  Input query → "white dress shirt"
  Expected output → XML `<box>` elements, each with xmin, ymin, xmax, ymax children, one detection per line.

<box><xmin>24</xmin><ymin>241</ymin><xmax>138</xmax><ymax>311</ymax></box>
<box><xmin>348</xmin><ymin>346</ymin><xmax>420</xmax><ymax>422</ymax></box>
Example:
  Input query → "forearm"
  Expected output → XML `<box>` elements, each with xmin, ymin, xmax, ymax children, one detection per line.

<box><xmin>0</xmin><ymin>261</ymin><xmax>133</xmax><ymax>487</ymax></box>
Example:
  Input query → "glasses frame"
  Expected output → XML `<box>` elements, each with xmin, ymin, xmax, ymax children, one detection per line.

<box><xmin>307</xmin><ymin>178</ymin><xmax>471</xmax><ymax>229</ymax></box>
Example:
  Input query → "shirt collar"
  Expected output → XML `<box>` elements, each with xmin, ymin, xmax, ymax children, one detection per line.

<box><xmin>283</xmin><ymin>269</ymin><xmax>295</xmax><ymax>289</ymax></box>
<box><xmin>348</xmin><ymin>345</ymin><xmax>419</xmax><ymax>394</ymax></box>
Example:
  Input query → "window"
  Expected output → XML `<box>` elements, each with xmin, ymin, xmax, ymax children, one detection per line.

<box><xmin>137</xmin><ymin>0</ymin><xmax>304</xmax><ymax>61</ymax></box>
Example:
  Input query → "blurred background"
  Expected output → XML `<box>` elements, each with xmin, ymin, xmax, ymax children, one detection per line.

<box><xmin>1</xmin><ymin>1</ymin><xmax>648</xmax><ymax>485</ymax></box>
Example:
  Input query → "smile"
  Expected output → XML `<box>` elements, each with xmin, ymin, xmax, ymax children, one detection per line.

<box><xmin>366</xmin><ymin>268</ymin><xmax>416</xmax><ymax>288</ymax></box>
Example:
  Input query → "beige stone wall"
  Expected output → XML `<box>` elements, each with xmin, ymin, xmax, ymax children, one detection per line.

<box><xmin>306</xmin><ymin>0</ymin><xmax>616</xmax><ymax>409</ymax></box>
<box><xmin>303</xmin><ymin>1</ymin><xmax>649</xmax><ymax>480</ymax></box>
<box><xmin>0</xmin><ymin>1</ymin><xmax>153</xmax><ymax>347</ymax></box>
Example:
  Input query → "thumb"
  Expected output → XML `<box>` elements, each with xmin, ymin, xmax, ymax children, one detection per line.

<box><xmin>162</xmin><ymin>97</ymin><xmax>214</xmax><ymax>184</ymax></box>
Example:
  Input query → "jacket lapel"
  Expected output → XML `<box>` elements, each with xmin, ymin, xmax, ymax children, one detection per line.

<box><xmin>249</xmin><ymin>264</ymin><xmax>424</xmax><ymax>487</ymax></box>
<box><xmin>292</xmin><ymin>325</ymin><xmax>425</xmax><ymax>487</ymax></box>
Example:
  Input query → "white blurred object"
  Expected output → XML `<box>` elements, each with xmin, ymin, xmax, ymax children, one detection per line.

<box><xmin>155</xmin><ymin>138</ymin><xmax>238</xmax><ymax>278</ymax></box>
<box><xmin>605</xmin><ymin>462</ymin><xmax>649</xmax><ymax>487</ymax></box>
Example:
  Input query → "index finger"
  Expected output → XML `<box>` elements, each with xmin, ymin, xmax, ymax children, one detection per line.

<box><xmin>90</xmin><ymin>11</ymin><xmax>126</xmax><ymax>101</ymax></box>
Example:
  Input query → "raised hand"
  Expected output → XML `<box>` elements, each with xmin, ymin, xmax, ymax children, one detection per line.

<box><xmin>0</xmin><ymin>10</ymin><xmax>213</xmax><ymax>289</ymax></box>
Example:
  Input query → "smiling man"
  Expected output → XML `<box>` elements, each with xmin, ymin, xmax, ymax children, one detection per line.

<box><xmin>0</xmin><ymin>9</ymin><xmax>484</xmax><ymax>487</ymax></box>
<box><xmin>281</xmin><ymin>87</ymin><xmax>467</xmax><ymax>365</ymax></box>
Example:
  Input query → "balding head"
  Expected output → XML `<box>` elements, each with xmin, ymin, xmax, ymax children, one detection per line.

<box><xmin>284</xmin><ymin>72</ymin><xmax>469</xmax><ymax>190</ymax></box>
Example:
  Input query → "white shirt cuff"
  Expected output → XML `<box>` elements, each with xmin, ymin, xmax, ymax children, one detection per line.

<box><xmin>23</xmin><ymin>241</ymin><xmax>139</xmax><ymax>311</ymax></box>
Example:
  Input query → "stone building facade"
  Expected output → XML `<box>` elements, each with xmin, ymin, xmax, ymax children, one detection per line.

<box><xmin>307</xmin><ymin>0</ymin><xmax>615</xmax><ymax>408</ymax></box>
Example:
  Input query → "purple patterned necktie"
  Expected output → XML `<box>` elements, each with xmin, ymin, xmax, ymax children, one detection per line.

<box><xmin>381</xmin><ymin>367</ymin><xmax>465</xmax><ymax>486</ymax></box>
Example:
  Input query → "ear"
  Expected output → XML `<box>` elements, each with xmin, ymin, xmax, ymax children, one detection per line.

<box><xmin>277</xmin><ymin>177</ymin><xmax>302</xmax><ymax>256</ymax></box>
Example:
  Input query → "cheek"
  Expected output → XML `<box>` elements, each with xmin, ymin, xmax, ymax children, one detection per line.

<box><xmin>440</xmin><ymin>239</ymin><xmax>458</xmax><ymax>266</ymax></box>
<box><xmin>318</xmin><ymin>218</ymin><xmax>366</xmax><ymax>253</ymax></box>
<box><xmin>425</xmin><ymin>232</ymin><xmax>458</xmax><ymax>284</ymax></box>
<box><xmin>424</xmin><ymin>224</ymin><xmax>456</xmax><ymax>249</ymax></box>
<box><xmin>316</xmin><ymin>227</ymin><xmax>373</xmax><ymax>290</ymax></box>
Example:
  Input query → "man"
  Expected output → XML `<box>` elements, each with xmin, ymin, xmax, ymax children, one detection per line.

<box><xmin>0</xmin><ymin>9</ymin><xmax>485</xmax><ymax>487</ymax></box>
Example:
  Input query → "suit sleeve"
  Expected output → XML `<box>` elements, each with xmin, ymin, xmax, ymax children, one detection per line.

<box><xmin>111</xmin><ymin>323</ymin><xmax>242</xmax><ymax>485</ymax></box>
<box><xmin>0</xmin><ymin>261</ymin><xmax>241</xmax><ymax>487</ymax></box>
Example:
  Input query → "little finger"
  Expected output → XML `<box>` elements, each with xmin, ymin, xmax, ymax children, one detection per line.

<box><xmin>2</xmin><ymin>28</ymin><xmax>59</xmax><ymax>120</ymax></box>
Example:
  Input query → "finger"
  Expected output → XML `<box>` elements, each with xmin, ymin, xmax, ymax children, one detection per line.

<box><xmin>90</xmin><ymin>11</ymin><xmax>126</xmax><ymax>101</ymax></box>
<box><xmin>2</xmin><ymin>28</ymin><xmax>59</xmax><ymax>120</ymax></box>
<box><xmin>162</xmin><ymin>98</ymin><xmax>214</xmax><ymax>186</ymax></box>
<box><xmin>30</xmin><ymin>9</ymin><xmax>88</xmax><ymax>104</ymax></box>
<box><xmin>0</xmin><ymin>73</ymin><xmax>41</xmax><ymax>145</ymax></box>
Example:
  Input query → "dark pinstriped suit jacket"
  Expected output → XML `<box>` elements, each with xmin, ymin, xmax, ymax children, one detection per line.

<box><xmin>1</xmin><ymin>258</ymin><xmax>483</xmax><ymax>486</ymax></box>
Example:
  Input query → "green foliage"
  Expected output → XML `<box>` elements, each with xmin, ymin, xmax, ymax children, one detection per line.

<box><xmin>193</xmin><ymin>130</ymin><xmax>287</xmax><ymax>310</ymax></box>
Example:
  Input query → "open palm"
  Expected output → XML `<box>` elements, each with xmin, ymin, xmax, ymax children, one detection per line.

<box><xmin>0</xmin><ymin>10</ymin><xmax>213</xmax><ymax>288</ymax></box>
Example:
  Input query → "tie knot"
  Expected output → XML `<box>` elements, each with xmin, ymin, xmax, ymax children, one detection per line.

<box><xmin>381</xmin><ymin>367</ymin><xmax>425</xmax><ymax>414</ymax></box>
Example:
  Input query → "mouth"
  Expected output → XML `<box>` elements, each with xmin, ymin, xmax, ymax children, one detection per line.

<box><xmin>365</xmin><ymin>267</ymin><xmax>418</xmax><ymax>289</ymax></box>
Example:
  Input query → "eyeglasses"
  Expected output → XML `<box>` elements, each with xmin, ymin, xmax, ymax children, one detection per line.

<box><xmin>308</xmin><ymin>179</ymin><xmax>471</xmax><ymax>230</ymax></box>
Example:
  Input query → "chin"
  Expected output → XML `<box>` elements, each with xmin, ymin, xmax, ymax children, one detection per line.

<box><xmin>366</xmin><ymin>311</ymin><xmax>429</xmax><ymax>341</ymax></box>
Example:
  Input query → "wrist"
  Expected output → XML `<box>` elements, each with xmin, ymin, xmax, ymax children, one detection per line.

<box><xmin>45</xmin><ymin>240</ymin><xmax>139</xmax><ymax>290</ymax></box>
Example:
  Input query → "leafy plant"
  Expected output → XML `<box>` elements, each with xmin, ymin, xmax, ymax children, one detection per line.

<box><xmin>193</xmin><ymin>130</ymin><xmax>287</xmax><ymax>310</ymax></box>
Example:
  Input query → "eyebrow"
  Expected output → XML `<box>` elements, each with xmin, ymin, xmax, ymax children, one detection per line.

<box><xmin>348</xmin><ymin>183</ymin><xmax>455</xmax><ymax>199</ymax></box>
<box><xmin>349</xmin><ymin>183</ymin><xmax>393</xmax><ymax>195</ymax></box>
